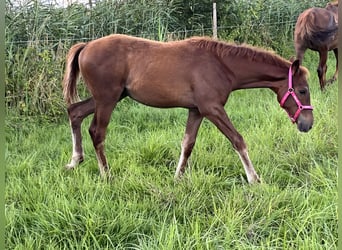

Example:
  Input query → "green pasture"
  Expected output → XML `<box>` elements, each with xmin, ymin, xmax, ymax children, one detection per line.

<box><xmin>5</xmin><ymin>50</ymin><xmax>337</xmax><ymax>249</ymax></box>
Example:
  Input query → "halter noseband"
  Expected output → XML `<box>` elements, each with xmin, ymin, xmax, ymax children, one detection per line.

<box><xmin>280</xmin><ymin>65</ymin><xmax>313</xmax><ymax>123</ymax></box>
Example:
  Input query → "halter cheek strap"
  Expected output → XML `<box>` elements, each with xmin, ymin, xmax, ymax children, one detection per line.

<box><xmin>280</xmin><ymin>65</ymin><xmax>313</xmax><ymax>123</ymax></box>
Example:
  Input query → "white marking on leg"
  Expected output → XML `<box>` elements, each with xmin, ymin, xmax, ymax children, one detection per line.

<box><xmin>236</xmin><ymin>148</ymin><xmax>260</xmax><ymax>184</ymax></box>
<box><xmin>94</xmin><ymin>142</ymin><xmax>111</xmax><ymax>179</ymax></box>
<box><xmin>95</xmin><ymin>153</ymin><xmax>106</xmax><ymax>176</ymax></box>
<box><xmin>175</xmin><ymin>146</ymin><xmax>186</xmax><ymax>179</ymax></box>
<box><xmin>66</xmin><ymin>122</ymin><xmax>83</xmax><ymax>169</ymax></box>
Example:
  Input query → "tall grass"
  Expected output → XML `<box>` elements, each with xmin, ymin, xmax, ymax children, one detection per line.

<box><xmin>5</xmin><ymin>51</ymin><xmax>337</xmax><ymax>248</ymax></box>
<box><xmin>6</xmin><ymin>0</ymin><xmax>337</xmax><ymax>248</ymax></box>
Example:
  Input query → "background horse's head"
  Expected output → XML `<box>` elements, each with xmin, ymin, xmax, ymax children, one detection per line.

<box><xmin>278</xmin><ymin>60</ymin><xmax>313</xmax><ymax>132</ymax></box>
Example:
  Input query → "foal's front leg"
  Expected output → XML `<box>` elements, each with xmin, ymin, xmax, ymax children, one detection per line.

<box><xmin>203</xmin><ymin>105</ymin><xmax>260</xmax><ymax>184</ymax></box>
<box><xmin>66</xmin><ymin>98</ymin><xmax>95</xmax><ymax>169</ymax></box>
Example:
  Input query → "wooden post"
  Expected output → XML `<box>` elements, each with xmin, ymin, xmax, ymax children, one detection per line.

<box><xmin>212</xmin><ymin>1</ymin><xmax>217</xmax><ymax>39</ymax></box>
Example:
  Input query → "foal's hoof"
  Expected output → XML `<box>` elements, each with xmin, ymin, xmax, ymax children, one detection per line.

<box><xmin>65</xmin><ymin>156</ymin><xmax>84</xmax><ymax>170</ymax></box>
<box><xmin>65</xmin><ymin>163</ymin><xmax>76</xmax><ymax>170</ymax></box>
<box><xmin>247</xmin><ymin>174</ymin><xmax>261</xmax><ymax>184</ymax></box>
<box><xmin>100</xmin><ymin>170</ymin><xmax>113</xmax><ymax>182</ymax></box>
<box><xmin>250</xmin><ymin>178</ymin><xmax>261</xmax><ymax>184</ymax></box>
<box><xmin>174</xmin><ymin>172</ymin><xmax>185</xmax><ymax>182</ymax></box>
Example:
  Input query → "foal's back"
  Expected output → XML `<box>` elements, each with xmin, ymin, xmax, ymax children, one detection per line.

<box><xmin>78</xmin><ymin>34</ymin><xmax>228</xmax><ymax>109</ymax></box>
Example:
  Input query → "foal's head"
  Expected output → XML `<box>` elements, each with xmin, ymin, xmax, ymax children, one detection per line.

<box><xmin>278</xmin><ymin>60</ymin><xmax>313</xmax><ymax>132</ymax></box>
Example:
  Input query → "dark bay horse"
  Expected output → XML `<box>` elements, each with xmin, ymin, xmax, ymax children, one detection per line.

<box><xmin>294</xmin><ymin>1</ymin><xmax>338</xmax><ymax>90</ymax></box>
<box><xmin>62</xmin><ymin>34</ymin><xmax>313</xmax><ymax>183</ymax></box>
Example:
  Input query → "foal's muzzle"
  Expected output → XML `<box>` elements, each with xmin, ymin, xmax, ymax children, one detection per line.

<box><xmin>296</xmin><ymin>114</ymin><xmax>313</xmax><ymax>132</ymax></box>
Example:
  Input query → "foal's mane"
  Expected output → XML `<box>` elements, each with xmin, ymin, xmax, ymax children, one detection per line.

<box><xmin>188</xmin><ymin>37</ymin><xmax>290</xmax><ymax>69</ymax></box>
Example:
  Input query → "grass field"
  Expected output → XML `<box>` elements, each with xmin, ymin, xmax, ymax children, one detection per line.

<box><xmin>6</xmin><ymin>51</ymin><xmax>337</xmax><ymax>249</ymax></box>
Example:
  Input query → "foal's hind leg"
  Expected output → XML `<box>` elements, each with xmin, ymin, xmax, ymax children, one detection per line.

<box><xmin>202</xmin><ymin>105</ymin><xmax>260</xmax><ymax>184</ymax></box>
<box><xmin>175</xmin><ymin>108</ymin><xmax>203</xmax><ymax>179</ymax></box>
<box><xmin>89</xmin><ymin>99</ymin><xmax>119</xmax><ymax>177</ymax></box>
<box><xmin>66</xmin><ymin>98</ymin><xmax>95</xmax><ymax>169</ymax></box>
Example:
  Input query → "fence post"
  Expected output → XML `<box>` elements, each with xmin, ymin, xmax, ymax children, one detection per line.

<box><xmin>212</xmin><ymin>1</ymin><xmax>217</xmax><ymax>39</ymax></box>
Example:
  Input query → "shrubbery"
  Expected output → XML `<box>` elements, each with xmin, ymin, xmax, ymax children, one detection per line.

<box><xmin>5</xmin><ymin>0</ymin><xmax>327</xmax><ymax>119</ymax></box>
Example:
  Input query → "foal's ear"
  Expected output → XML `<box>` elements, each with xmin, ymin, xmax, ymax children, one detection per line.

<box><xmin>291</xmin><ymin>59</ymin><xmax>300</xmax><ymax>75</ymax></box>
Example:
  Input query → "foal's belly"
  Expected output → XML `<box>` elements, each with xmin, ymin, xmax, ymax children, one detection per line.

<box><xmin>125</xmin><ymin>81</ymin><xmax>196</xmax><ymax>108</ymax></box>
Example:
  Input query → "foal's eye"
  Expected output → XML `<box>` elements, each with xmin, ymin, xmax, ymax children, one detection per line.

<box><xmin>298</xmin><ymin>89</ymin><xmax>307</xmax><ymax>95</ymax></box>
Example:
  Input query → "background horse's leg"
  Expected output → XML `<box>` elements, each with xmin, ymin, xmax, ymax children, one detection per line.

<box><xmin>317</xmin><ymin>49</ymin><xmax>328</xmax><ymax>90</ymax></box>
<box><xmin>175</xmin><ymin>108</ymin><xmax>203</xmax><ymax>179</ymax></box>
<box><xmin>66</xmin><ymin>98</ymin><xmax>95</xmax><ymax>169</ymax></box>
<box><xmin>202</xmin><ymin>105</ymin><xmax>260</xmax><ymax>184</ymax></box>
<box><xmin>327</xmin><ymin>48</ymin><xmax>338</xmax><ymax>84</ymax></box>
<box><xmin>295</xmin><ymin>48</ymin><xmax>305</xmax><ymax>65</ymax></box>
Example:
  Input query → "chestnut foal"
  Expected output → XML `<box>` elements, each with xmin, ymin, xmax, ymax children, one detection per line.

<box><xmin>62</xmin><ymin>34</ymin><xmax>313</xmax><ymax>183</ymax></box>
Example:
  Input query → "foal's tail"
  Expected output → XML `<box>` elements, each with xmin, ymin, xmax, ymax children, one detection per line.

<box><xmin>62</xmin><ymin>43</ymin><xmax>87</xmax><ymax>105</ymax></box>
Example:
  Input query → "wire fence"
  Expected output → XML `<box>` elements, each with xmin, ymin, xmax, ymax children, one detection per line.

<box><xmin>7</xmin><ymin>0</ymin><xmax>329</xmax><ymax>50</ymax></box>
<box><xmin>6</xmin><ymin>20</ymin><xmax>297</xmax><ymax>46</ymax></box>
<box><xmin>8</xmin><ymin>0</ymin><xmax>322</xmax><ymax>57</ymax></box>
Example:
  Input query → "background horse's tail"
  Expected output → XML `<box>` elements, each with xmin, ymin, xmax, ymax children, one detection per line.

<box><xmin>294</xmin><ymin>9</ymin><xmax>316</xmax><ymax>41</ymax></box>
<box><xmin>62</xmin><ymin>43</ymin><xmax>87</xmax><ymax>105</ymax></box>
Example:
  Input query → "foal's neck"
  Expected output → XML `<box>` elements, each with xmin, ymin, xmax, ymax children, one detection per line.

<box><xmin>230</xmin><ymin>61</ymin><xmax>288</xmax><ymax>91</ymax></box>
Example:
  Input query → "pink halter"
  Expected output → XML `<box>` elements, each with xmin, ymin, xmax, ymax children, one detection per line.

<box><xmin>280</xmin><ymin>65</ymin><xmax>313</xmax><ymax>123</ymax></box>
